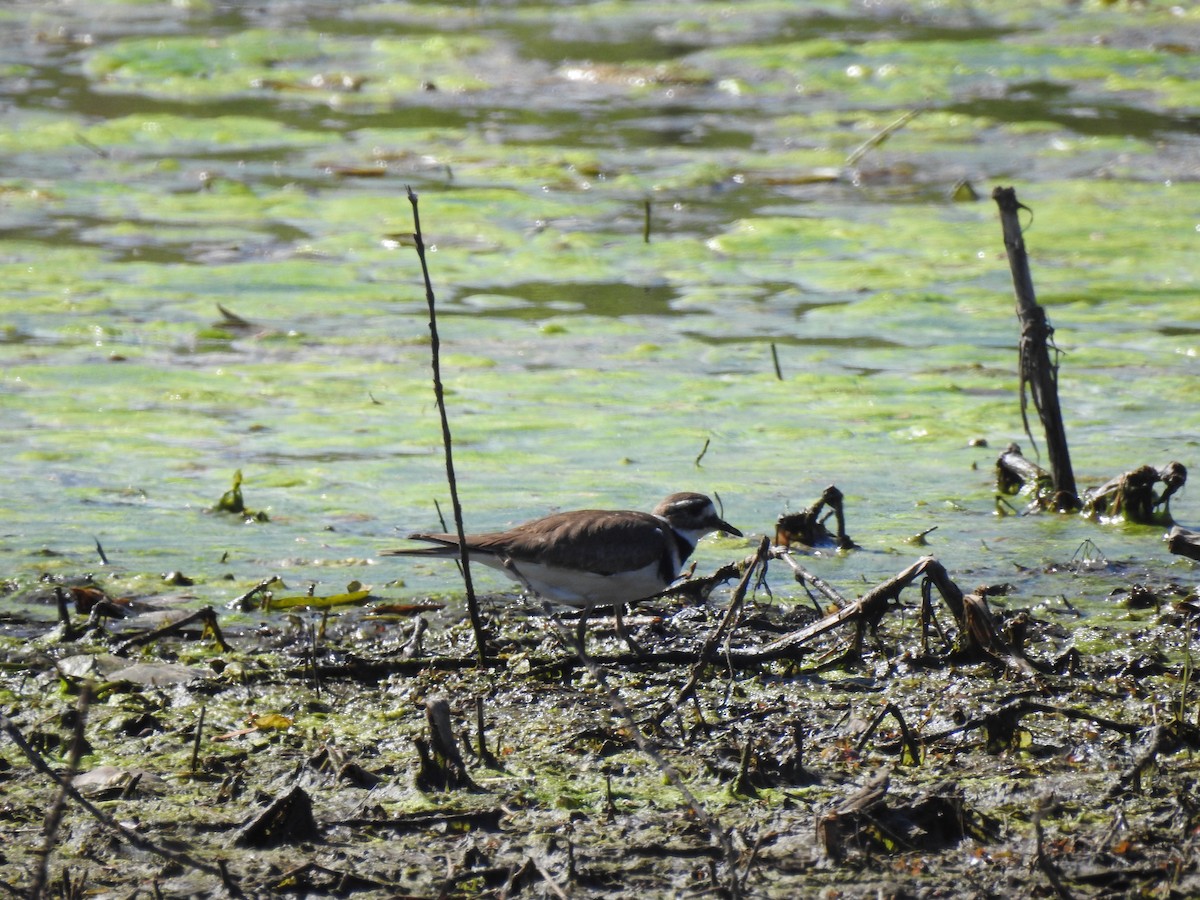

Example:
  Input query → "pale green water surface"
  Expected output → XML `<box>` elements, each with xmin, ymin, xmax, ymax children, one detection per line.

<box><xmin>1</xmin><ymin>0</ymin><xmax>1198</xmax><ymax>627</ymax></box>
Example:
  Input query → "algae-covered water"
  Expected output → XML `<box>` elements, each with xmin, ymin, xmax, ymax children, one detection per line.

<box><xmin>3</xmin><ymin>0</ymin><xmax>1197</xmax><ymax>623</ymax></box>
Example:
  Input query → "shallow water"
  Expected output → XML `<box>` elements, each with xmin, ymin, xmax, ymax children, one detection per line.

<box><xmin>1</xmin><ymin>0</ymin><xmax>1198</xmax><ymax>624</ymax></box>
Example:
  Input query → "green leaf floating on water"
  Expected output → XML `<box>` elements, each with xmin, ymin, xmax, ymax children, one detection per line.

<box><xmin>268</xmin><ymin>589</ymin><xmax>373</xmax><ymax>610</ymax></box>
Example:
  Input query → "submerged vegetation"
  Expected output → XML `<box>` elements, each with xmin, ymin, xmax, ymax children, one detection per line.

<box><xmin>2</xmin><ymin>0</ymin><xmax>1199</xmax><ymax>896</ymax></box>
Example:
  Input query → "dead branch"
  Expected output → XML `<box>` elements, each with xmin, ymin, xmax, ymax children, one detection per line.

<box><xmin>333</xmin><ymin>808</ymin><xmax>504</xmax><ymax>834</ymax></box>
<box><xmin>919</xmin><ymin>697</ymin><xmax>1142</xmax><ymax>754</ymax></box>
<box><xmin>996</xmin><ymin>442</ymin><xmax>1054</xmax><ymax>507</ymax></box>
<box><xmin>407</xmin><ymin>186</ymin><xmax>489</xmax><ymax>664</ymax></box>
<box><xmin>730</xmin><ymin>556</ymin><xmax>1048</xmax><ymax>676</ymax></box>
<box><xmin>999</xmin><ymin>444</ymin><xmax>1186</xmax><ymax>526</ymax></box>
<box><xmin>30</xmin><ymin>686</ymin><xmax>90</xmax><ymax>900</ymax></box>
<box><xmin>112</xmin><ymin>606</ymin><xmax>231</xmax><ymax>654</ymax></box>
<box><xmin>773</xmin><ymin>549</ymin><xmax>850</xmax><ymax>612</ymax></box>
<box><xmin>1034</xmin><ymin>806</ymin><xmax>1074</xmax><ymax>900</ymax></box>
<box><xmin>993</xmin><ymin>186</ymin><xmax>1078</xmax><ymax>510</ymax></box>
<box><xmin>1083</xmin><ymin>462</ymin><xmax>1187</xmax><ymax>524</ymax></box>
<box><xmin>1167</xmin><ymin>526</ymin><xmax>1200</xmax><ymax>562</ymax></box>
<box><xmin>775</xmin><ymin>485</ymin><xmax>856</xmax><ymax>550</ymax></box>
<box><xmin>740</xmin><ymin>556</ymin><xmax>963</xmax><ymax>661</ymax></box>
<box><xmin>959</xmin><ymin>591</ymin><xmax>1042</xmax><ymax>675</ymax></box>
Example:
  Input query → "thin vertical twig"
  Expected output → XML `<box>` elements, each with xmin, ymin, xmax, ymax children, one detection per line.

<box><xmin>190</xmin><ymin>706</ymin><xmax>206</xmax><ymax>776</ymax></box>
<box><xmin>406</xmin><ymin>187</ymin><xmax>489</xmax><ymax>664</ymax></box>
<box><xmin>30</xmin><ymin>686</ymin><xmax>91</xmax><ymax>900</ymax></box>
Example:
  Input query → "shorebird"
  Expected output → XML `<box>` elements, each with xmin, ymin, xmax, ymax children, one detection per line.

<box><xmin>384</xmin><ymin>492</ymin><xmax>742</xmax><ymax>608</ymax></box>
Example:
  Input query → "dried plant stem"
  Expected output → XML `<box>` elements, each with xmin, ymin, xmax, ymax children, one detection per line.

<box><xmin>406</xmin><ymin>186</ymin><xmax>489</xmax><ymax>664</ymax></box>
<box><xmin>992</xmin><ymin>186</ymin><xmax>1077</xmax><ymax>509</ymax></box>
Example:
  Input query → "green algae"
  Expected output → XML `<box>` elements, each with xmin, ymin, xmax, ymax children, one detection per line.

<box><xmin>84</xmin><ymin>29</ymin><xmax>497</xmax><ymax>102</ymax></box>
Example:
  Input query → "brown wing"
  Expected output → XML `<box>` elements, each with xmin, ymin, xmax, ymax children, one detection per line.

<box><xmin>477</xmin><ymin>510</ymin><xmax>669</xmax><ymax>575</ymax></box>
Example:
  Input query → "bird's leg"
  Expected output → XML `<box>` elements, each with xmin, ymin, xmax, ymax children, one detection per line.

<box><xmin>613</xmin><ymin>602</ymin><xmax>644</xmax><ymax>656</ymax></box>
<box><xmin>574</xmin><ymin>604</ymin><xmax>592</xmax><ymax>654</ymax></box>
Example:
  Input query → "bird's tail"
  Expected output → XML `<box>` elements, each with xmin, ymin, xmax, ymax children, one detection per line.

<box><xmin>381</xmin><ymin>534</ymin><xmax>462</xmax><ymax>558</ymax></box>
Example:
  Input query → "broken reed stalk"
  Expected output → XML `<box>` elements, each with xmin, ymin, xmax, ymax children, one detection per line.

<box><xmin>992</xmin><ymin>186</ymin><xmax>1079</xmax><ymax>510</ymax></box>
<box><xmin>406</xmin><ymin>187</ymin><xmax>489</xmax><ymax>665</ymax></box>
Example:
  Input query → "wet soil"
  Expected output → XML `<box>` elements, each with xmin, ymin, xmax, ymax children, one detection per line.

<box><xmin>4</xmin><ymin>554</ymin><xmax>1200</xmax><ymax>899</ymax></box>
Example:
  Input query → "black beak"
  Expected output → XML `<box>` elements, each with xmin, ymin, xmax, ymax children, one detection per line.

<box><xmin>716</xmin><ymin>518</ymin><xmax>743</xmax><ymax>538</ymax></box>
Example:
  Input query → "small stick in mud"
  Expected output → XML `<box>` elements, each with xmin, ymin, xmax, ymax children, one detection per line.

<box><xmin>855</xmin><ymin>702</ymin><xmax>921</xmax><ymax>766</ymax></box>
<box><xmin>1033</xmin><ymin>805</ymin><xmax>1073</xmax><ymax>899</ymax></box>
<box><xmin>1106</xmin><ymin>723</ymin><xmax>1175</xmax><ymax>799</ymax></box>
<box><xmin>190</xmin><ymin>705</ymin><xmax>206</xmax><ymax>775</ymax></box>
<box><xmin>733</xmin><ymin>735</ymin><xmax>757</xmax><ymax>797</ymax></box>
<box><xmin>53</xmin><ymin>587</ymin><xmax>78</xmax><ymax>641</ymax></box>
<box><xmin>414</xmin><ymin>696</ymin><xmax>479</xmax><ymax>792</ymax></box>
<box><xmin>992</xmin><ymin>187</ymin><xmax>1078</xmax><ymax>510</ymax></box>
<box><xmin>474</xmin><ymin>696</ymin><xmax>501</xmax><ymax>770</ymax></box>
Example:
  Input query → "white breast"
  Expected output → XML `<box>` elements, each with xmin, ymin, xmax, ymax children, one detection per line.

<box><xmin>503</xmin><ymin>559</ymin><xmax>669</xmax><ymax>607</ymax></box>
